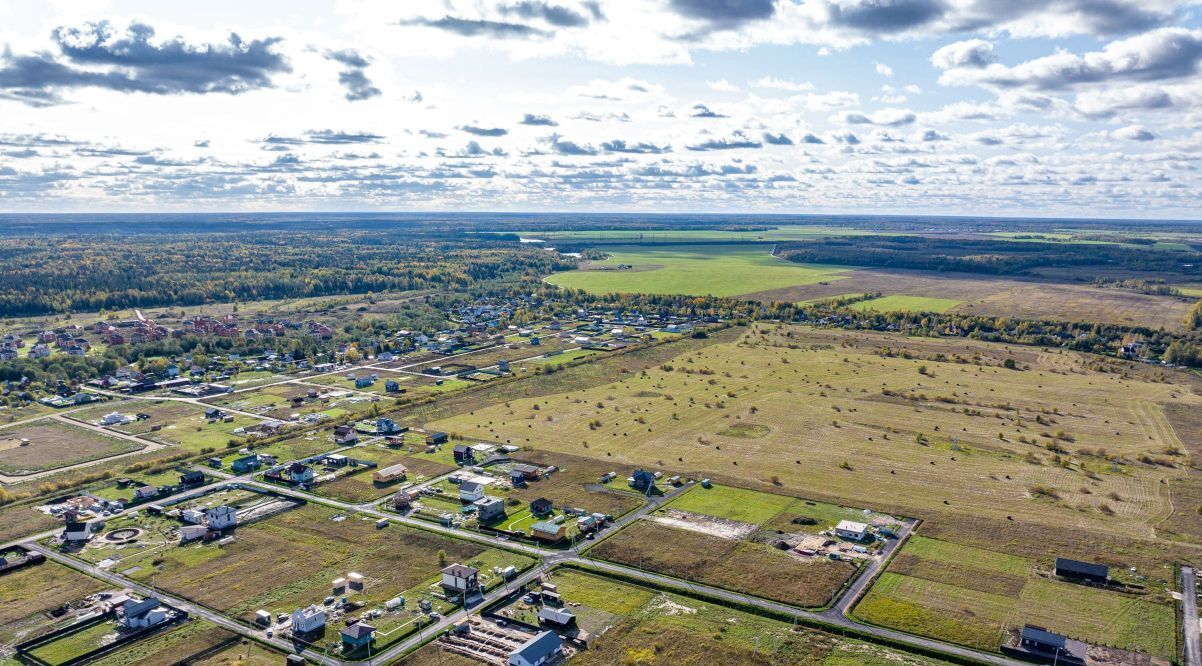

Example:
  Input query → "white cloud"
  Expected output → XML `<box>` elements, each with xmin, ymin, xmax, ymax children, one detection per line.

<box><xmin>874</xmin><ymin>61</ymin><xmax>894</xmax><ymax>77</ymax></box>
<box><xmin>706</xmin><ymin>78</ymin><xmax>740</xmax><ymax>92</ymax></box>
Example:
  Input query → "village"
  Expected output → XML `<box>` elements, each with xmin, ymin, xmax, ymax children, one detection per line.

<box><xmin>0</xmin><ymin>295</ymin><xmax>1191</xmax><ymax>666</ymax></box>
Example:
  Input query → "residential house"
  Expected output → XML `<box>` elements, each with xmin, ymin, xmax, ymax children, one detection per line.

<box><xmin>459</xmin><ymin>480</ymin><xmax>485</xmax><ymax>502</ymax></box>
<box><xmin>61</xmin><ymin>520</ymin><xmax>94</xmax><ymax>542</ymax></box>
<box><xmin>372</xmin><ymin>464</ymin><xmax>408</xmax><ymax>484</ymax></box>
<box><xmin>384</xmin><ymin>380</ymin><xmax>401</xmax><ymax>393</ymax></box>
<box><xmin>538</xmin><ymin>605</ymin><xmax>575</xmax><ymax>627</ymax></box>
<box><xmin>530</xmin><ymin>521</ymin><xmax>566</xmax><ymax>542</ymax></box>
<box><xmin>511</xmin><ymin>464</ymin><xmax>540</xmax><ymax>481</ymax></box>
<box><xmin>334</xmin><ymin>425</ymin><xmax>358</xmax><ymax>445</ymax></box>
<box><xmin>628</xmin><ymin>468</ymin><xmax>655</xmax><ymax>492</ymax></box>
<box><xmin>428</xmin><ymin>432</ymin><xmax>449</xmax><ymax>446</ymax></box>
<box><xmin>508</xmin><ymin>631</ymin><xmax>563</xmax><ymax>666</ymax></box>
<box><xmin>179</xmin><ymin>525</ymin><xmax>209</xmax><ymax>543</ymax></box>
<box><xmin>835</xmin><ymin>521</ymin><xmax>869</xmax><ymax>541</ymax></box>
<box><xmin>288</xmin><ymin>462</ymin><xmax>315</xmax><ymax>484</ymax></box>
<box><xmin>340</xmin><ymin>623</ymin><xmax>376</xmax><ymax>651</ymax></box>
<box><xmin>122</xmin><ymin>598</ymin><xmax>168</xmax><ymax>629</ymax></box>
<box><xmin>134</xmin><ymin>485</ymin><xmax>158</xmax><ymax>501</ymax></box>
<box><xmin>291</xmin><ymin>605</ymin><xmax>326</xmax><ymax>635</ymax></box>
<box><xmin>474</xmin><ymin>496</ymin><xmax>506</xmax><ymax>523</ymax></box>
<box><xmin>179</xmin><ymin>470</ymin><xmax>205</xmax><ymax>486</ymax></box>
<box><xmin>375</xmin><ymin>418</ymin><xmax>402</xmax><ymax>434</ymax></box>
<box><xmin>231</xmin><ymin>454</ymin><xmax>261</xmax><ymax>473</ymax></box>
<box><xmin>1015</xmin><ymin>625</ymin><xmax>1087</xmax><ymax>666</ymax></box>
<box><xmin>440</xmin><ymin>563</ymin><xmax>480</xmax><ymax>595</ymax></box>
<box><xmin>1054</xmin><ymin>558</ymin><xmax>1109</xmax><ymax>585</ymax></box>
<box><xmin>530</xmin><ymin>497</ymin><xmax>554</xmax><ymax>516</ymax></box>
<box><xmin>181</xmin><ymin>509</ymin><xmax>204</xmax><ymax>524</ymax></box>
<box><xmin>206</xmin><ymin>505</ymin><xmax>237</xmax><ymax>530</ymax></box>
<box><xmin>452</xmin><ymin>444</ymin><xmax>474</xmax><ymax>464</ymax></box>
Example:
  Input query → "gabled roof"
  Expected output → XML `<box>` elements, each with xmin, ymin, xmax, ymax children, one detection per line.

<box><xmin>510</xmin><ymin>631</ymin><xmax>562</xmax><ymax>663</ymax></box>
<box><xmin>341</xmin><ymin>622</ymin><xmax>376</xmax><ymax>639</ymax></box>
<box><xmin>442</xmin><ymin>563</ymin><xmax>479</xmax><ymax>578</ymax></box>
<box><xmin>531</xmin><ymin>520</ymin><xmax>562</xmax><ymax>533</ymax></box>
<box><xmin>1054</xmin><ymin>557</ymin><xmax>1108</xmax><ymax>578</ymax></box>
<box><xmin>460</xmin><ymin>480</ymin><xmax>483</xmax><ymax>492</ymax></box>
<box><xmin>1021</xmin><ymin>625</ymin><xmax>1066</xmax><ymax>649</ymax></box>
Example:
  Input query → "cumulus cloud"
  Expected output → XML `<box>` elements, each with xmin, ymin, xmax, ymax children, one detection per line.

<box><xmin>834</xmin><ymin>108</ymin><xmax>916</xmax><ymax>126</ymax></box>
<box><xmin>874</xmin><ymin>61</ymin><xmax>894</xmax><ymax>77</ymax></box>
<box><xmin>600</xmin><ymin>139</ymin><xmax>671</xmax><ymax>153</ymax></box>
<box><xmin>762</xmin><ymin>132</ymin><xmax>794</xmax><ymax>145</ymax></box>
<box><xmin>707</xmin><ymin>78</ymin><xmax>740</xmax><ymax>92</ymax></box>
<box><xmin>687</xmin><ymin>131</ymin><xmax>762</xmax><ymax>150</ymax></box>
<box><xmin>0</xmin><ymin>20</ymin><xmax>289</xmax><ymax>105</ymax></box>
<box><xmin>459</xmin><ymin>124</ymin><xmax>509</xmax><ymax>136</ymax></box>
<box><xmin>546</xmin><ymin>134</ymin><xmax>598</xmax><ymax>155</ymax></box>
<box><xmin>938</xmin><ymin>28</ymin><xmax>1202</xmax><ymax>91</ymax></box>
<box><xmin>520</xmin><ymin>113</ymin><xmax>558</xmax><ymax>126</ymax></box>
<box><xmin>1113</xmin><ymin>125</ymin><xmax>1157</xmax><ymax>141</ymax></box>
<box><xmin>689</xmin><ymin>103</ymin><xmax>728</xmax><ymax>118</ymax></box>
<box><xmin>930</xmin><ymin>39</ymin><xmax>996</xmax><ymax>69</ymax></box>
<box><xmin>324</xmin><ymin>49</ymin><xmax>381</xmax><ymax>101</ymax></box>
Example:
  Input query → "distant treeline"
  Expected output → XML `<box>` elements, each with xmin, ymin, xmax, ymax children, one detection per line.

<box><xmin>777</xmin><ymin>236</ymin><xmax>1202</xmax><ymax>277</ymax></box>
<box><xmin>0</xmin><ymin>232</ymin><xmax>573</xmax><ymax>317</ymax></box>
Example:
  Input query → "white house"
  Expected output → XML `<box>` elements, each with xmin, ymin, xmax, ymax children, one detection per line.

<box><xmin>538</xmin><ymin>605</ymin><xmax>575</xmax><ymax>627</ymax></box>
<box><xmin>180</xmin><ymin>509</ymin><xmax>204</xmax><ymax>524</ymax></box>
<box><xmin>122</xmin><ymin>598</ymin><xmax>168</xmax><ymax>629</ymax></box>
<box><xmin>62</xmin><ymin>520</ymin><xmax>94</xmax><ymax>542</ymax></box>
<box><xmin>291</xmin><ymin>605</ymin><xmax>326</xmax><ymax>634</ymax></box>
<box><xmin>440</xmin><ymin>563</ymin><xmax>480</xmax><ymax>595</ymax></box>
<box><xmin>458</xmin><ymin>480</ymin><xmax>485</xmax><ymax>502</ymax></box>
<box><xmin>99</xmin><ymin>412</ymin><xmax>131</xmax><ymax>426</ymax></box>
<box><xmin>206</xmin><ymin>505</ymin><xmax>238</xmax><ymax>530</ymax></box>
<box><xmin>835</xmin><ymin>520</ymin><xmax>869</xmax><ymax>541</ymax></box>
<box><xmin>179</xmin><ymin>525</ymin><xmax>209</xmax><ymax>543</ymax></box>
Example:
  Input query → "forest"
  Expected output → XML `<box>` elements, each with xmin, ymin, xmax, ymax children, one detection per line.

<box><xmin>0</xmin><ymin>232</ymin><xmax>573</xmax><ymax>317</ymax></box>
<box><xmin>776</xmin><ymin>236</ymin><xmax>1202</xmax><ymax>276</ymax></box>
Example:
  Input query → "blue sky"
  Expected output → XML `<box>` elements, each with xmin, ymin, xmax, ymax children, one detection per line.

<box><xmin>1</xmin><ymin>1</ymin><xmax>1201</xmax><ymax>218</ymax></box>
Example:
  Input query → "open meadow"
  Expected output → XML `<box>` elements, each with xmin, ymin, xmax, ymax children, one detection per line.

<box><xmin>545</xmin><ymin>244</ymin><xmax>854</xmax><ymax>297</ymax></box>
<box><xmin>428</xmin><ymin>324</ymin><xmax>1202</xmax><ymax>557</ymax></box>
<box><xmin>0</xmin><ymin>420</ymin><xmax>144</xmax><ymax>476</ymax></box>
<box><xmin>0</xmin><ymin>559</ymin><xmax>108</xmax><ymax>652</ymax></box>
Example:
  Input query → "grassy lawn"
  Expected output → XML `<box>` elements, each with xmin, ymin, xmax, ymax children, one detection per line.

<box><xmin>88</xmin><ymin>620</ymin><xmax>277</xmax><ymax>666</ymax></box>
<box><xmin>27</xmin><ymin>620</ymin><xmax>118</xmax><ymax>665</ymax></box>
<box><xmin>0</xmin><ymin>420</ymin><xmax>144</xmax><ymax>475</ymax></box>
<box><xmin>534</xmin><ymin>568</ymin><xmax>955</xmax><ymax>666</ymax></box>
<box><xmin>847</xmin><ymin>295</ymin><xmax>963</xmax><ymax>313</ymax></box>
<box><xmin>854</xmin><ymin>535</ymin><xmax>1176</xmax><ymax>657</ymax></box>
<box><xmin>666</xmin><ymin>484</ymin><xmax>795</xmax><ymax>525</ymax></box>
<box><xmin>545</xmin><ymin>244</ymin><xmax>855</xmax><ymax>297</ymax></box>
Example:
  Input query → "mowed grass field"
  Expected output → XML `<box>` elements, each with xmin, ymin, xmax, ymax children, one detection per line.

<box><xmin>545</xmin><ymin>244</ymin><xmax>855</xmax><ymax>297</ymax></box>
<box><xmin>854</xmin><ymin>535</ymin><xmax>1175</xmax><ymax>657</ymax></box>
<box><xmin>0</xmin><ymin>420</ymin><xmax>144</xmax><ymax>475</ymax></box>
<box><xmin>429</xmin><ymin>324</ymin><xmax>1196</xmax><ymax>543</ymax></box>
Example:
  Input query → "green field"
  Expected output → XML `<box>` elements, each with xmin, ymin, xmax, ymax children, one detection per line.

<box><xmin>520</xmin><ymin>225</ymin><xmax>881</xmax><ymax>243</ymax></box>
<box><xmin>847</xmin><ymin>295</ymin><xmax>963</xmax><ymax>313</ymax></box>
<box><xmin>545</xmin><ymin>245</ymin><xmax>855</xmax><ymax>297</ymax></box>
<box><xmin>854</xmin><ymin>535</ymin><xmax>1175</xmax><ymax>656</ymax></box>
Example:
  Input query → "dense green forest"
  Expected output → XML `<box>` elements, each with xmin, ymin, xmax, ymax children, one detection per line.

<box><xmin>776</xmin><ymin>236</ymin><xmax>1202</xmax><ymax>276</ymax></box>
<box><xmin>0</xmin><ymin>233</ymin><xmax>572</xmax><ymax>316</ymax></box>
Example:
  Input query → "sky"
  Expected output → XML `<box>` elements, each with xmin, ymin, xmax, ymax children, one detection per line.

<box><xmin>1</xmin><ymin>1</ymin><xmax>1202</xmax><ymax>218</ymax></box>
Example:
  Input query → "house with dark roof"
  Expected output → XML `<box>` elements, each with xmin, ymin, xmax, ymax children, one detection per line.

<box><xmin>459</xmin><ymin>480</ymin><xmax>485</xmax><ymax>502</ymax></box>
<box><xmin>441</xmin><ymin>563</ymin><xmax>480</xmax><ymax>595</ymax></box>
<box><xmin>508</xmin><ymin>630</ymin><xmax>563</xmax><ymax>666</ymax></box>
<box><xmin>1012</xmin><ymin>625</ymin><xmax>1086</xmax><ymax>666</ymax></box>
<box><xmin>179</xmin><ymin>470</ymin><xmax>205</xmax><ymax>486</ymax></box>
<box><xmin>629</xmin><ymin>468</ymin><xmax>655</xmax><ymax>492</ymax></box>
<box><xmin>530</xmin><ymin>497</ymin><xmax>554</xmax><ymax>516</ymax></box>
<box><xmin>1054</xmin><ymin>558</ymin><xmax>1109</xmax><ymax>585</ymax></box>
<box><xmin>452</xmin><ymin>444</ymin><xmax>474</xmax><ymax>464</ymax></box>
<box><xmin>474</xmin><ymin>496</ymin><xmax>506</xmax><ymax>523</ymax></box>
<box><xmin>340</xmin><ymin>622</ymin><xmax>376</xmax><ymax>651</ymax></box>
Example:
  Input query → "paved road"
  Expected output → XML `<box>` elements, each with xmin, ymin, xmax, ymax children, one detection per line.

<box><xmin>1184</xmin><ymin>567</ymin><xmax>1200</xmax><ymax>666</ymax></box>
